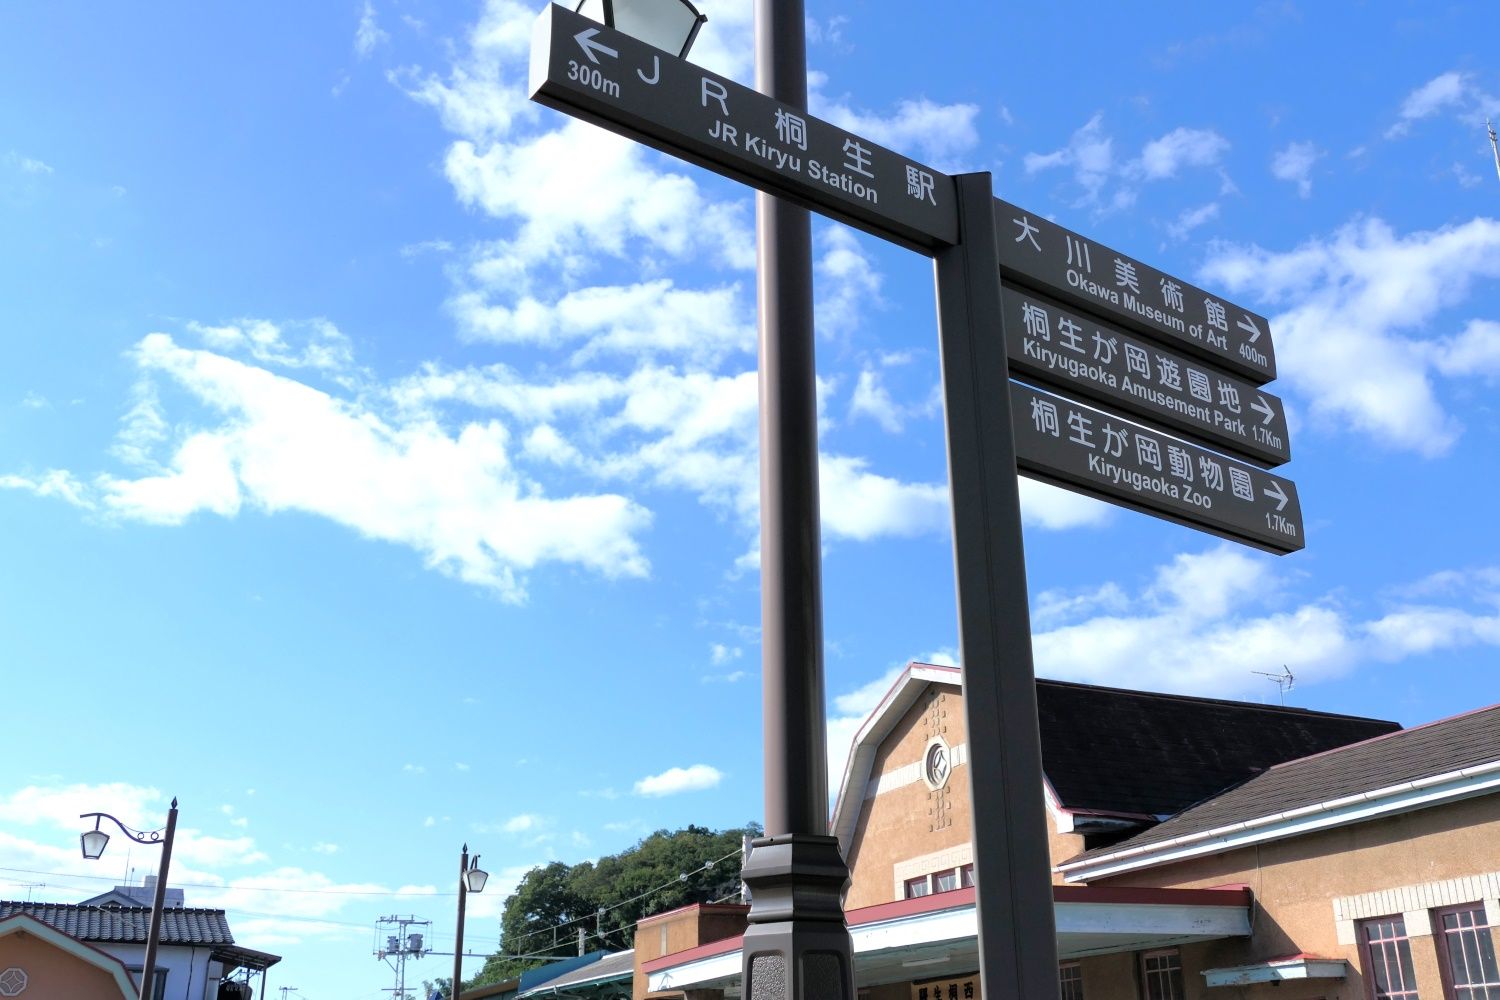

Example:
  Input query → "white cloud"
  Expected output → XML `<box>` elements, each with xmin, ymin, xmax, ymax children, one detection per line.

<box><xmin>817</xmin><ymin>455</ymin><xmax>948</xmax><ymax>541</ymax></box>
<box><xmin>1031</xmin><ymin>548</ymin><xmax>1500</xmax><ymax>698</ymax></box>
<box><xmin>3</xmin><ymin>151</ymin><xmax>53</xmax><ymax>175</ymax></box>
<box><xmin>1201</xmin><ymin>215</ymin><xmax>1500</xmax><ymax>454</ymax></box>
<box><xmin>452</xmin><ymin>279</ymin><xmax>754</xmax><ymax>365</ymax></box>
<box><xmin>354</xmin><ymin>0</ymin><xmax>389</xmax><ymax>58</ymax></box>
<box><xmin>1429</xmin><ymin>319</ymin><xmax>1500</xmax><ymax>379</ymax></box>
<box><xmin>0</xmin><ymin>470</ymin><xmax>93</xmax><ymax>509</ymax></box>
<box><xmin>710</xmin><ymin>643</ymin><xmax>742</xmax><ymax>665</ymax></box>
<box><xmin>816</xmin><ymin>97</ymin><xmax>981</xmax><ymax>170</ymax></box>
<box><xmin>634</xmin><ymin>764</ymin><xmax>723</xmax><ymax>796</ymax></box>
<box><xmin>186</xmin><ymin>318</ymin><xmax>353</xmax><ymax>372</ymax></box>
<box><xmin>1024</xmin><ymin>114</ymin><xmax>1114</xmax><ymax>201</ymax></box>
<box><xmin>502</xmin><ymin>813</ymin><xmax>541</xmax><ymax>833</ymax></box>
<box><xmin>443</xmin><ymin>125</ymin><xmax>754</xmax><ymax>272</ymax></box>
<box><xmin>88</xmin><ymin>333</ymin><xmax>652</xmax><ymax>600</ymax></box>
<box><xmin>1166</xmin><ymin>202</ymin><xmax>1220</xmax><ymax>241</ymax></box>
<box><xmin>815</xmin><ymin>227</ymin><xmax>883</xmax><ymax>339</ymax></box>
<box><xmin>1386</xmin><ymin>71</ymin><xmax>1496</xmax><ymax>138</ymax></box>
<box><xmin>848</xmin><ymin>368</ymin><xmax>904</xmax><ymax>432</ymax></box>
<box><xmin>1130</xmin><ymin>127</ymin><xmax>1231</xmax><ymax>180</ymax></box>
<box><xmin>310</xmin><ymin>842</ymin><xmax>339</xmax><ymax>855</ymax></box>
<box><xmin>1270</xmin><ymin>141</ymin><xmax>1322</xmax><ymax>198</ymax></box>
<box><xmin>402</xmin><ymin>763</ymin><xmax>426</xmax><ymax>774</ymax></box>
<box><xmin>1017</xmin><ymin>478</ymin><xmax>1112</xmax><ymax>530</ymax></box>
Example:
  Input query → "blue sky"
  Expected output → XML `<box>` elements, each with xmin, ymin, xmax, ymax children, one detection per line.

<box><xmin>3</xmin><ymin>1</ymin><xmax>1499</xmax><ymax>997</ymax></box>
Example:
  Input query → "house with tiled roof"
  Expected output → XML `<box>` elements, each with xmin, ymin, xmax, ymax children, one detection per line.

<box><xmin>632</xmin><ymin>664</ymin><xmax>1500</xmax><ymax>1000</ymax></box>
<box><xmin>0</xmin><ymin>890</ymin><xmax>279</xmax><ymax>1000</ymax></box>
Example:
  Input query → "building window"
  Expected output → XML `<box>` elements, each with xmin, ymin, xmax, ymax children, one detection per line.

<box><xmin>1361</xmin><ymin>916</ymin><xmax>1422</xmax><ymax>1000</ymax></box>
<box><xmin>126</xmin><ymin>968</ymin><xmax>168</xmax><ymax>1000</ymax></box>
<box><xmin>904</xmin><ymin>867</ymin><xmax>974</xmax><ymax>899</ymax></box>
<box><xmin>1059</xmin><ymin>962</ymin><xmax>1084</xmax><ymax>1000</ymax></box>
<box><xmin>1436</xmin><ymin>904</ymin><xmax>1500</xmax><ymax>999</ymax></box>
<box><xmin>1141</xmin><ymin>949</ymin><xmax>1184</xmax><ymax>1000</ymax></box>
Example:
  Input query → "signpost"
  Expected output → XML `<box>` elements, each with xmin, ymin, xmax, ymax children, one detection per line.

<box><xmin>1002</xmin><ymin>287</ymin><xmax>1291</xmax><ymax>467</ymax></box>
<box><xmin>1010</xmin><ymin>382</ymin><xmax>1304</xmax><ymax>554</ymax></box>
<box><xmin>530</xmin><ymin>4</ymin><xmax>957</xmax><ymax>252</ymax></box>
<box><xmin>994</xmin><ymin>198</ymin><xmax>1276</xmax><ymax>384</ymax></box>
<box><xmin>529</xmin><ymin>8</ymin><xmax>1304</xmax><ymax>1000</ymax></box>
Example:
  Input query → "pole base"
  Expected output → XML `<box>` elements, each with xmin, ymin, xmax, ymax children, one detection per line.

<box><xmin>740</xmin><ymin>835</ymin><xmax>854</xmax><ymax>1000</ymax></box>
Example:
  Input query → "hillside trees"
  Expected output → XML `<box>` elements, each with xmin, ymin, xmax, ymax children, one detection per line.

<box><xmin>461</xmin><ymin>822</ymin><xmax>759</xmax><ymax>992</ymax></box>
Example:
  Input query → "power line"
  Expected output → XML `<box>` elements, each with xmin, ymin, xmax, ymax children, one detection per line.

<box><xmin>500</xmin><ymin>845</ymin><xmax>743</xmax><ymax>952</ymax></box>
<box><xmin>0</xmin><ymin>866</ymin><xmax>462</xmax><ymax>897</ymax></box>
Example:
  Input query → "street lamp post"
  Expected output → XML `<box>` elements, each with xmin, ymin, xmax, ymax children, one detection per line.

<box><xmin>452</xmin><ymin>845</ymin><xmax>488</xmax><ymax>1000</ymax></box>
<box><xmin>80</xmin><ymin>798</ymin><xmax>179</xmax><ymax>1000</ymax></box>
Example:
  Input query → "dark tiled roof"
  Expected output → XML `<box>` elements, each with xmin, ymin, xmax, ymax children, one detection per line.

<box><xmin>1036</xmin><ymin>679</ymin><xmax>1399</xmax><ymax>818</ymax></box>
<box><xmin>0</xmin><ymin>902</ymin><xmax>234</xmax><ymax>945</ymax></box>
<box><xmin>1067</xmin><ymin>701</ymin><xmax>1500</xmax><ymax>866</ymax></box>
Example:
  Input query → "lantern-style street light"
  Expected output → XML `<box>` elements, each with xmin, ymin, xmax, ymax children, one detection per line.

<box><xmin>574</xmin><ymin>0</ymin><xmax>705</xmax><ymax>58</ymax></box>
<box><xmin>80</xmin><ymin>798</ymin><xmax>179</xmax><ymax>1000</ymax></box>
<box><xmin>452</xmin><ymin>845</ymin><xmax>489</xmax><ymax>999</ymax></box>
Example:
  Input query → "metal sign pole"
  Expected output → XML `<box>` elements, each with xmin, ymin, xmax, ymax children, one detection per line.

<box><xmin>738</xmin><ymin>0</ymin><xmax>856</xmax><ymax>999</ymax></box>
<box><xmin>935</xmin><ymin>173</ymin><xmax>1061</xmax><ymax>1000</ymax></box>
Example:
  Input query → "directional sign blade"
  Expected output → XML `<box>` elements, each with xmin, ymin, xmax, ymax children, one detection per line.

<box><xmin>993</xmin><ymin>198</ymin><xmax>1276</xmax><ymax>384</ymax></box>
<box><xmin>529</xmin><ymin>4</ymin><xmax>958</xmax><ymax>252</ymax></box>
<box><xmin>1009</xmin><ymin>382</ymin><xmax>1304</xmax><ymax>554</ymax></box>
<box><xmin>1001</xmin><ymin>286</ymin><xmax>1290</xmax><ymax>466</ymax></box>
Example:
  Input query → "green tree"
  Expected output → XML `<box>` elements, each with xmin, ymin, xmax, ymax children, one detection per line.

<box><xmin>460</xmin><ymin>823</ymin><xmax>760</xmax><ymax>994</ymax></box>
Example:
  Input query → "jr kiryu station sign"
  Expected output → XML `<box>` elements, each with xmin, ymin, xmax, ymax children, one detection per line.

<box><xmin>529</xmin><ymin>3</ymin><xmax>958</xmax><ymax>252</ymax></box>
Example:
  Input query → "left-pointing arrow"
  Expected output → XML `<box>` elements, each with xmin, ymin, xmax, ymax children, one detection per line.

<box><xmin>574</xmin><ymin>28</ymin><xmax>618</xmax><ymax>64</ymax></box>
<box><xmin>1263</xmin><ymin>480</ymin><xmax>1289</xmax><ymax>512</ymax></box>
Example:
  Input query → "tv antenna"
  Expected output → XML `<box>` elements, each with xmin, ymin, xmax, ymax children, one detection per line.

<box><xmin>1253</xmin><ymin>664</ymin><xmax>1295</xmax><ymax>704</ymax></box>
<box><xmin>1487</xmin><ymin>118</ymin><xmax>1500</xmax><ymax>184</ymax></box>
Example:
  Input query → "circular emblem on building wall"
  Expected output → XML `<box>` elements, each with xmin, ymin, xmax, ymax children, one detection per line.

<box><xmin>0</xmin><ymin>967</ymin><xmax>27</xmax><ymax>997</ymax></box>
<box><xmin>923</xmin><ymin>735</ymin><xmax>952</xmax><ymax>791</ymax></box>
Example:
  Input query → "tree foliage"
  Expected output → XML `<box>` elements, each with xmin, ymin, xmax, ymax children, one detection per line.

<box><xmin>461</xmin><ymin>822</ymin><xmax>760</xmax><ymax>993</ymax></box>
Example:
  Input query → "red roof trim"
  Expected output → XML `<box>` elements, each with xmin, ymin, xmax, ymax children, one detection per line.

<box><xmin>636</xmin><ymin>902</ymin><xmax>750</xmax><ymax>927</ymax></box>
<box><xmin>640</xmin><ymin>885</ymin><xmax>1250</xmax><ymax>972</ymax></box>
<box><xmin>641</xmin><ymin>933</ymin><xmax>742</xmax><ymax>972</ymax></box>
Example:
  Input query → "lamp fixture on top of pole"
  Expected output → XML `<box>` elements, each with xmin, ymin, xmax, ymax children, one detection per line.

<box><xmin>80</xmin><ymin>798</ymin><xmax>179</xmax><ymax>1000</ymax></box>
<box><xmin>574</xmin><ymin>0</ymin><xmax>705</xmax><ymax>58</ymax></box>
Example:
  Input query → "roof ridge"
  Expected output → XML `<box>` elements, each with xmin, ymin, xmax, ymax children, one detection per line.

<box><xmin>1265</xmin><ymin>700</ymin><xmax>1500</xmax><ymax>774</ymax></box>
<box><xmin>1034</xmin><ymin>676</ymin><xmax>1399</xmax><ymax>724</ymax></box>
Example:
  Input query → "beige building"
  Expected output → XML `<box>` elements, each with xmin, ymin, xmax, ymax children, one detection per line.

<box><xmin>636</xmin><ymin>663</ymin><xmax>1500</xmax><ymax>999</ymax></box>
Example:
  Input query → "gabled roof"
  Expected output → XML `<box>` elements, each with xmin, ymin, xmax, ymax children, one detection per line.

<box><xmin>0</xmin><ymin>901</ymin><xmax>235</xmax><ymax>945</ymax></box>
<box><xmin>831</xmin><ymin>663</ymin><xmax>1398</xmax><ymax>850</ymax></box>
<box><xmin>1059</xmin><ymin>701</ymin><xmax>1500</xmax><ymax>881</ymax></box>
<box><xmin>0</xmin><ymin>913</ymin><xmax>137</xmax><ymax>999</ymax></box>
<box><xmin>1035</xmin><ymin>678</ymin><xmax>1399</xmax><ymax>818</ymax></box>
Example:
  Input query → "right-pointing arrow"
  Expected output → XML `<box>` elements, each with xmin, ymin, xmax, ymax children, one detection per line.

<box><xmin>1263</xmin><ymin>480</ymin><xmax>1289</xmax><ymax>512</ymax></box>
<box><xmin>1251</xmin><ymin>395</ymin><xmax>1276</xmax><ymax>425</ymax></box>
<box><xmin>1236</xmin><ymin>315</ymin><xmax>1263</xmax><ymax>343</ymax></box>
<box><xmin>574</xmin><ymin>27</ymin><xmax>618</xmax><ymax>65</ymax></box>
